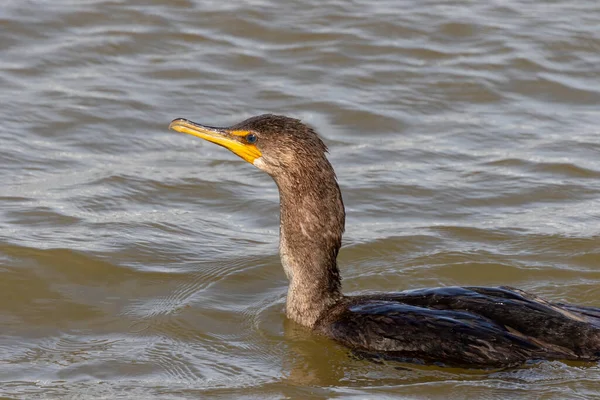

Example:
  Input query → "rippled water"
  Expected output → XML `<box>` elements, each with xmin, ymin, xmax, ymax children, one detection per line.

<box><xmin>2</xmin><ymin>0</ymin><xmax>600</xmax><ymax>398</ymax></box>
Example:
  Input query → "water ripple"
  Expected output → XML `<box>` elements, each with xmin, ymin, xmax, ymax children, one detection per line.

<box><xmin>2</xmin><ymin>0</ymin><xmax>600</xmax><ymax>398</ymax></box>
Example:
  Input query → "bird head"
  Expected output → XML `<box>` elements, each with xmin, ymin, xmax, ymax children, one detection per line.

<box><xmin>169</xmin><ymin>114</ymin><xmax>329</xmax><ymax>177</ymax></box>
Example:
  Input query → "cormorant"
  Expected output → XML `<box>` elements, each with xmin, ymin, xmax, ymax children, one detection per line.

<box><xmin>168</xmin><ymin>114</ymin><xmax>600</xmax><ymax>368</ymax></box>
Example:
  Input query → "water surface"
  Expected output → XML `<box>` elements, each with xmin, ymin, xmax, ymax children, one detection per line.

<box><xmin>1</xmin><ymin>0</ymin><xmax>600</xmax><ymax>398</ymax></box>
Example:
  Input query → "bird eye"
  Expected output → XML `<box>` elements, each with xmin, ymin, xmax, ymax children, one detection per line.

<box><xmin>246</xmin><ymin>133</ymin><xmax>257</xmax><ymax>144</ymax></box>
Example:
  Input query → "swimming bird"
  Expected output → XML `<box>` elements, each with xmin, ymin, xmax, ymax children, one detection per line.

<box><xmin>168</xmin><ymin>114</ymin><xmax>600</xmax><ymax>368</ymax></box>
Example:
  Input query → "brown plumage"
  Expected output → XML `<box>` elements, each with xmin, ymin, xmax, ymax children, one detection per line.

<box><xmin>168</xmin><ymin>114</ymin><xmax>600</xmax><ymax>369</ymax></box>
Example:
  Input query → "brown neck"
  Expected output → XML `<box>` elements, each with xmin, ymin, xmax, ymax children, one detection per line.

<box><xmin>274</xmin><ymin>157</ymin><xmax>345</xmax><ymax>328</ymax></box>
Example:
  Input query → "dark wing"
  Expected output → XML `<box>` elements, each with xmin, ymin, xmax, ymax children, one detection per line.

<box><xmin>321</xmin><ymin>286</ymin><xmax>600</xmax><ymax>367</ymax></box>
<box><xmin>376</xmin><ymin>286</ymin><xmax>600</xmax><ymax>359</ymax></box>
<box><xmin>325</xmin><ymin>301</ymin><xmax>544</xmax><ymax>368</ymax></box>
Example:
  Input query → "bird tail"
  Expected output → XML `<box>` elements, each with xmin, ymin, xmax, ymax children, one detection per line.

<box><xmin>555</xmin><ymin>303</ymin><xmax>600</xmax><ymax>327</ymax></box>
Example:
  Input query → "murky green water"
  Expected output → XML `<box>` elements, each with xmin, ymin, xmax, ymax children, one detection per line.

<box><xmin>1</xmin><ymin>0</ymin><xmax>600</xmax><ymax>398</ymax></box>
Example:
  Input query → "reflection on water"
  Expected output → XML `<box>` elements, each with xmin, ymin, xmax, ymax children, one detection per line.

<box><xmin>1</xmin><ymin>0</ymin><xmax>600</xmax><ymax>398</ymax></box>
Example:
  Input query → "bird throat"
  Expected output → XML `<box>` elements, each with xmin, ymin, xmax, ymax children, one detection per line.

<box><xmin>273</xmin><ymin>163</ymin><xmax>345</xmax><ymax>328</ymax></box>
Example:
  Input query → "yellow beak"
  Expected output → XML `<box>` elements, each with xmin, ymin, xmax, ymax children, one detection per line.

<box><xmin>168</xmin><ymin>118</ymin><xmax>262</xmax><ymax>164</ymax></box>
